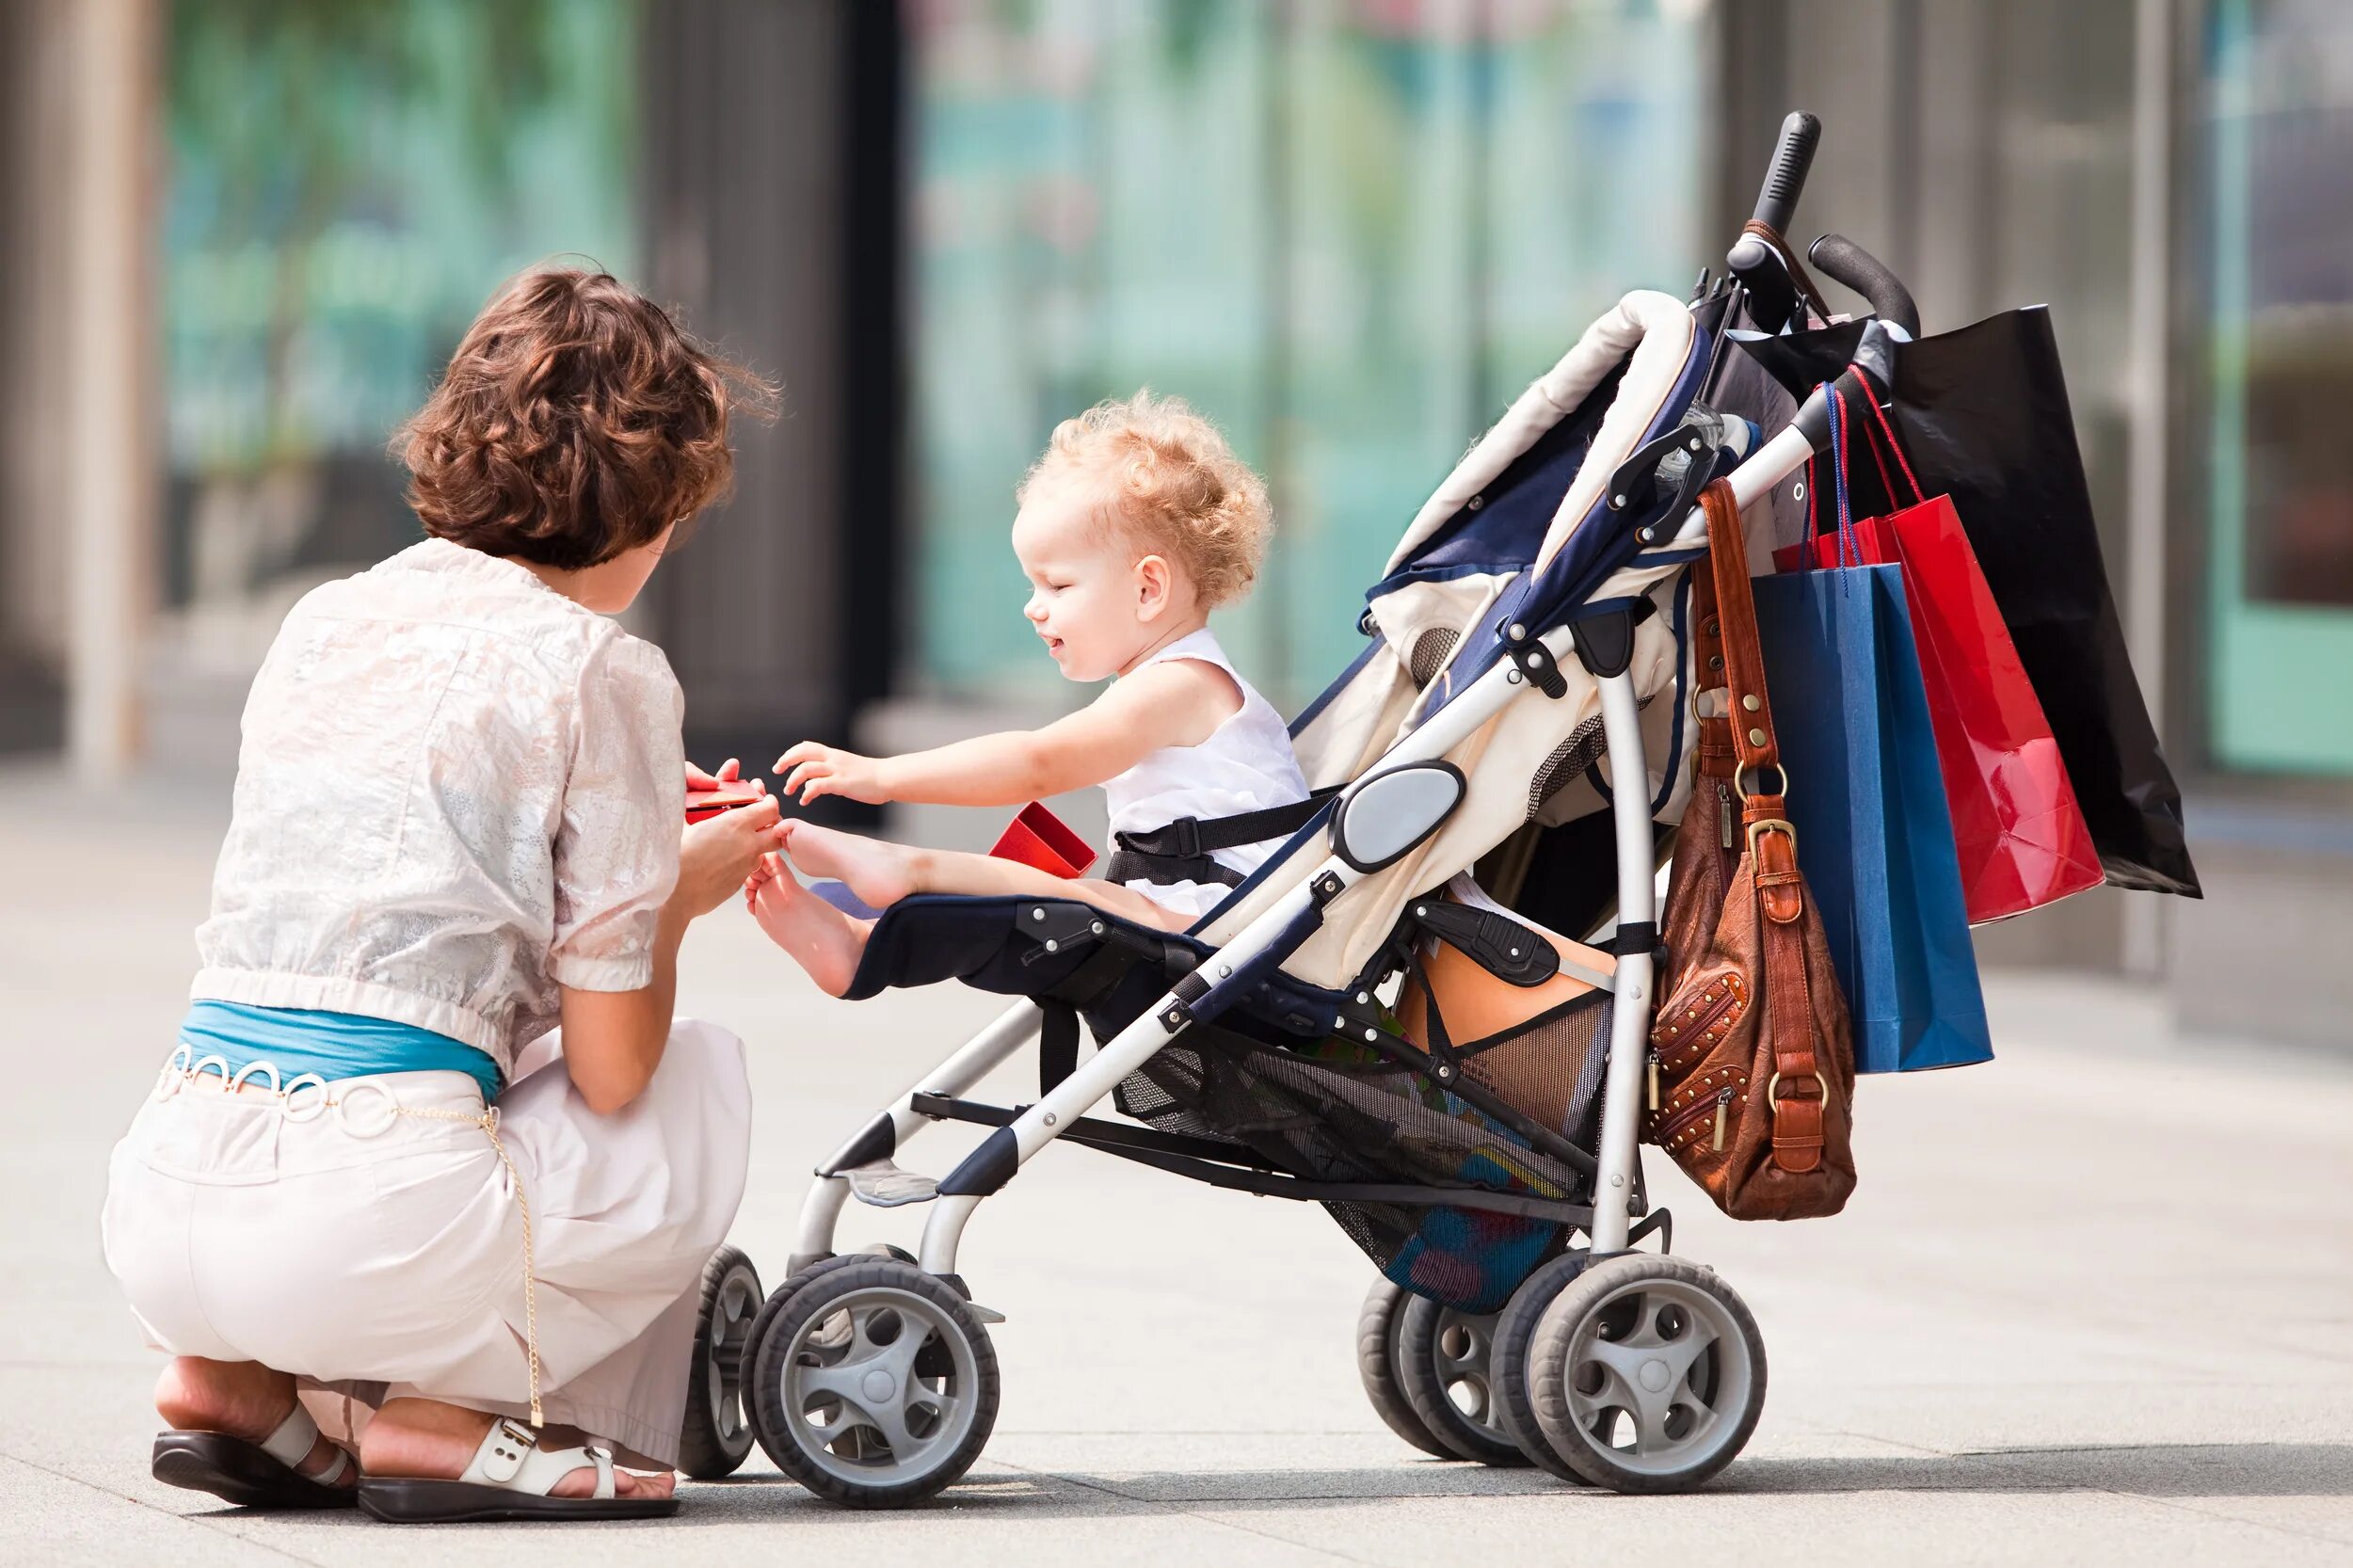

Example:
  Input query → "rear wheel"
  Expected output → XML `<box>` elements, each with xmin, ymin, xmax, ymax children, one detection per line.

<box><xmin>1354</xmin><ymin>1277</ymin><xmax>1452</xmax><ymax>1459</ymax></box>
<box><xmin>1527</xmin><ymin>1254</ymin><xmax>1766</xmax><ymax>1493</ymax></box>
<box><xmin>1490</xmin><ymin>1251</ymin><xmax>1593</xmax><ymax>1482</ymax></box>
<box><xmin>677</xmin><ymin>1246</ymin><xmax>761</xmax><ymax>1479</ymax></box>
<box><xmin>1394</xmin><ymin>1295</ymin><xmax>1528</xmax><ymax>1466</ymax></box>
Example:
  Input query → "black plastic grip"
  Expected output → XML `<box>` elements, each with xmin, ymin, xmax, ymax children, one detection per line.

<box><xmin>1808</xmin><ymin>232</ymin><xmax>1921</xmax><ymax>336</ymax></box>
<box><xmin>1751</xmin><ymin>111</ymin><xmax>1820</xmax><ymax>233</ymax></box>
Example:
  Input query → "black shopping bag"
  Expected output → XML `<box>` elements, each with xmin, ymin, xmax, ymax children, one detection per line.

<box><xmin>1721</xmin><ymin>307</ymin><xmax>2200</xmax><ymax>898</ymax></box>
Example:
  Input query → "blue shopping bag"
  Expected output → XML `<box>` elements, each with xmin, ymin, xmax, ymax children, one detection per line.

<box><xmin>1748</xmin><ymin>396</ymin><xmax>1993</xmax><ymax>1072</ymax></box>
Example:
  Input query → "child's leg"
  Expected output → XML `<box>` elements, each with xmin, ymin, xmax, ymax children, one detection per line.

<box><xmin>782</xmin><ymin>821</ymin><xmax>1192</xmax><ymax>933</ymax></box>
<box><xmin>743</xmin><ymin>854</ymin><xmax>877</xmax><ymax>997</ymax></box>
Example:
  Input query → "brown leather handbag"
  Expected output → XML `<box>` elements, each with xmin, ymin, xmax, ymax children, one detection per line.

<box><xmin>1646</xmin><ymin>477</ymin><xmax>1857</xmax><ymax>1221</ymax></box>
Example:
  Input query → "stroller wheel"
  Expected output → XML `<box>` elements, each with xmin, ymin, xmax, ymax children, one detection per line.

<box><xmin>1395</xmin><ymin>1295</ymin><xmax>1529</xmax><ymax>1466</ymax></box>
<box><xmin>1354</xmin><ymin>1277</ymin><xmax>1453</xmax><ymax>1460</ymax></box>
<box><xmin>1527</xmin><ymin>1254</ymin><xmax>1767</xmax><ymax>1494</ymax></box>
<box><xmin>745</xmin><ymin>1256</ymin><xmax>1000</xmax><ymax>1508</ymax></box>
<box><xmin>677</xmin><ymin>1246</ymin><xmax>764</xmax><ymax>1479</ymax></box>
<box><xmin>1489</xmin><ymin>1252</ymin><xmax>1594</xmax><ymax>1483</ymax></box>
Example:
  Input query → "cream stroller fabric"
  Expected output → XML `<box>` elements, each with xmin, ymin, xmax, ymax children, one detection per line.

<box><xmin>1205</xmin><ymin>289</ymin><xmax>1718</xmax><ymax>989</ymax></box>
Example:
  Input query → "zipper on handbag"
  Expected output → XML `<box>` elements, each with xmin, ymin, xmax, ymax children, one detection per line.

<box><xmin>1647</xmin><ymin>1049</ymin><xmax>1660</xmax><ymax>1111</ymax></box>
<box><xmin>1654</xmin><ymin>1071</ymin><xmax>1745</xmax><ymax>1151</ymax></box>
<box><xmin>1719</xmin><ymin>781</ymin><xmax>1735</xmax><ymax>849</ymax></box>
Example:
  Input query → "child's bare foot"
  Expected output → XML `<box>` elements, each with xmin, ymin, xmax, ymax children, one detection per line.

<box><xmin>742</xmin><ymin>849</ymin><xmax>790</xmax><ymax>901</ymax></box>
<box><xmin>779</xmin><ymin>821</ymin><xmax>920</xmax><ymax>908</ymax></box>
<box><xmin>747</xmin><ymin>867</ymin><xmax>867</xmax><ymax>997</ymax></box>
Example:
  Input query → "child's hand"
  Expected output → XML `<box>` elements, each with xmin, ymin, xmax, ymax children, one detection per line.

<box><xmin>776</xmin><ymin>742</ymin><xmax>891</xmax><ymax>806</ymax></box>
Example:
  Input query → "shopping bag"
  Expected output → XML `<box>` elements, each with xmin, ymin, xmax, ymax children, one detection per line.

<box><xmin>1724</xmin><ymin>308</ymin><xmax>2200</xmax><ymax>897</ymax></box>
<box><xmin>1749</xmin><ymin>393</ymin><xmax>1993</xmax><ymax>1073</ymax></box>
<box><xmin>1773</xmin><ymin>372</ymin><xmax>2105</xmax><ymax>923</ymax></box>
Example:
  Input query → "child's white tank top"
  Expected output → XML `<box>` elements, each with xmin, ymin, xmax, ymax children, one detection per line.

<box><xmin>1101</xmin><ymin>628</ymin><xmax>1309</xmax><ymax>919</ymax></box>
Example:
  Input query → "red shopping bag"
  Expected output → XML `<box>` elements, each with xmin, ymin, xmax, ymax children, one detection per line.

<box><xmin>1774</xmin><ymin>372</ymin><xmax>2103</xmax><ymax>923</ymax></box>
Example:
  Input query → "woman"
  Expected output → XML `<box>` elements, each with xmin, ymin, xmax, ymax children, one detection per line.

<box><xmin>101</xmin><ymin>267</ymin><xmax>782</xmax><ymax>1523</ymax></box>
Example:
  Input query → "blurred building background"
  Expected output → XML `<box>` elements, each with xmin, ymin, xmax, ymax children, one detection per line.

<box><xmin>1</xmin><ymin>0</ymin><xmax>2345</xmax><ymax>1048</ymax></box>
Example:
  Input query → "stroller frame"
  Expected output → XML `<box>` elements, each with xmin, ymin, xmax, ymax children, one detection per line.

<box><xmin>730</xmin><ymin>379</ymin><xmax>1839</xmax><ymax>1504</ymax></box>
<box><xmin>774</xmin><ymin>406</ymin><xmax>1824</xmax><ymax>1427</ymax></box>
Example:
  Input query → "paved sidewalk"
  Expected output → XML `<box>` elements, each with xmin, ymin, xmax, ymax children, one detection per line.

<box><xmin>2</xmin><ymin>765</ymin><xmax>2348</xmax><ymax>1566</ymax></box>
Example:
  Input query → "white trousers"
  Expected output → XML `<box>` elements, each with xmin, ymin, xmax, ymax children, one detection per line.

<box><xmin>100</xmin><ymin>1019</ymin><xmax>750</xmax><ymax>1468</ymax></box>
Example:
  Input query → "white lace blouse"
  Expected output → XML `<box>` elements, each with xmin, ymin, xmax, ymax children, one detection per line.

<box><xmin>190</xmin><ymin>537</ymin><xmax>686</xmax><ymax>1076</ymax></box>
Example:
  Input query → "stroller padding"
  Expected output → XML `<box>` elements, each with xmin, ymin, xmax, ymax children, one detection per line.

<box><xmin>841</xmin><ymin>893</ymin><xmax>1348</xmax><ymax>1044</ymax></box>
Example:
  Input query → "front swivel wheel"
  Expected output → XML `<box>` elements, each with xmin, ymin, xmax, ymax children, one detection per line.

<box><xmin>745</xmin><ymin>1256</ymin><xmax>1000</xmax><ymax>1508</ymax></box>
<box><xmin>677</xmin><ymin>1245</ymin><xmax>762</xmax><ymax>1479</ymax></box>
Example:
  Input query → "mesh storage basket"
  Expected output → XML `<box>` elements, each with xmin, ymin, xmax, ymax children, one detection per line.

<box><xmin>1114</xmin><ymin>1020</ymin><xmax>1594</xmax><ymax>1312</ymax></box>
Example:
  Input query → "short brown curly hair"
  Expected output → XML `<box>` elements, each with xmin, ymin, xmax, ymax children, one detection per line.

<box><xmin>398</xmin><ymin>267</ymin><xmax>776</xmax><ymax>570</ymax></box>
<box><xmin>1019</xmin><ymin>391</ymin><xmax>1273</xmax><ymax>609</ymax></box>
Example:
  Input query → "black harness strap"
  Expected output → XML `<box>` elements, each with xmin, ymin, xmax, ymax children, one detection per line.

<box><xmin>1036</xmin><ymin>941</ymin><xmax>1139</xmax><ymax>1096</ymax></box>
<box><xmin>1104</xmin><ymin>790</ymin><xmax>1335</xmax><ymax>892</ymax></box>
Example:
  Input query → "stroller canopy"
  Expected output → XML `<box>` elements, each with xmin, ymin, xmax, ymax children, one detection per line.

<box><xmin>1212</xmin><ymin>289</ymin><xmax>1721</xmax><ymax>988</ymax></box>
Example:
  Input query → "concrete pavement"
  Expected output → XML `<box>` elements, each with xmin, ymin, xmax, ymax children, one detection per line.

<box><xmin>2</xmin><ymin>763</ymin><xmax>2348</xmax><ymax>1566</ymax></box>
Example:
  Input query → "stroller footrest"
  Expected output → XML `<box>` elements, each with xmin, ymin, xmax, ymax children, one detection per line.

<box><xmin>841</xmin><ymin>1160</ymin><xmax>940</xmax><ymax>1208</ymax></box>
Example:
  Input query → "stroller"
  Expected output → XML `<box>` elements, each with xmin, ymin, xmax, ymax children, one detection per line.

<box><xmin>676</xmin><ymin>119</ymin><xmax>1917</xmax><ymax>1502</ymax></box>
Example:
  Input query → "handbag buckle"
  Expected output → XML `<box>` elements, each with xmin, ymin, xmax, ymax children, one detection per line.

<box><xmin>1767</xmin><ymin>1069</ymin><xmax>1831</xmax><ymax>1110</ymax></box>
<box><xmin>1734</xmin><ymin>761</ymin><xmax>1788</xmax><ymax>802</ymax></box>
<box><xmin>1745</xmin><ymin>818</ymin><xmax>1798</xmax><ymax>858</ymax></box>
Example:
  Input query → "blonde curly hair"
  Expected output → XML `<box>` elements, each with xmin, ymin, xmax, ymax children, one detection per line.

<box><xmin>1019</xmin><ymin>391</ymin><xmax>1273</xmax><ymax>609</ymax></box>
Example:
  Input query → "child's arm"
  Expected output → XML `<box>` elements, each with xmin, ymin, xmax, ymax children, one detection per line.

<box><xmin>777</xmin><ymin>659</ymin><xmax>1238</xmax><ymax>808</ymax></box>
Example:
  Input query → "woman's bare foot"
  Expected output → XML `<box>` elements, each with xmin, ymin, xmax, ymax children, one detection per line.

<box><xmin>155</xmin><ymin>1357</ymin><xmax>353</xmax><ymax>1487</ymax></box>
<box><xmin>776</xmin><ymin>821</ymin><xmax>921</xmax><ymax>908</ymax></box>
<box><xmin>360</xmin><ymin>1398</ymin><xmax>676</xmax><ymax>1501</ymax></box>
<box><xmin>746</xmin><ymin>864</ymin><xmax>869</xmax><ymax>997</ymax></box>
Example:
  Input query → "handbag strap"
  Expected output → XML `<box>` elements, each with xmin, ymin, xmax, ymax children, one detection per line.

<box><xmin>1698</xmin><ymin>479</ymin><xmax>1829</xmax><ymax>1167</ymax></box>
<box><xmin>1738</xmin><ymin>219</ymin><xmax>1834</xmax><ymax>326</ymax></box>
<box><xmin>1698</xmin><ymin>479</ymin><xmax>1782</xmax><ymax>785</ymax></box>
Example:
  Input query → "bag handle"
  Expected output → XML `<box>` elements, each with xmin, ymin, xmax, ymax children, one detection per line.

<box><xmin>1699</xmin><ymin>478</ymin><xmax>1780</xmax><ymax>786</ymax></box>
<box><xmin>1700</xmin><ymin>478</ymin><xmax>1805</xmax><ymax>932</ymax></box>
<box><xmin>1849</xmin><ymin>365</ymin><xmax>1927</xmax><ymax>505</ymax></box>
<box><xmin>1798</xmin><ymin>368</ymin><xmax>1924</xmax><ymax>562</ymax></box>
<box><xmin>1737</xmin><ymin>219</ymin><xmax>1834</xmax><ymax>327</ymax></box>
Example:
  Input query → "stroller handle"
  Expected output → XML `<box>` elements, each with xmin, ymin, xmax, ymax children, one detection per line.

<box><xmin>1809</xmin><ymin>232</ymin><xmax>1922</xmax><ymax>336</ymax></box>
<box><xmin>1749</xmin><ymin>110</ymin><xmax>1820</xmax><ymax>236</ymax></box>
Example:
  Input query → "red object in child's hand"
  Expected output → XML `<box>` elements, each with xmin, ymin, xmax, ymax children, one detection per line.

<box><xmin>990</xmin><ymin>801</ymin><xmax>1096</xmax><ymax>878</ymax></box>
<box><xmin>685</xmin><ymin>789</ymin><xmax>766</xmax><ymax>824</ymax></box>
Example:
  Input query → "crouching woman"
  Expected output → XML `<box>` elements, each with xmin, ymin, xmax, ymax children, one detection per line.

<box><xmin>100</xmin><ymin>267</ymin><xmax>782</xmax><ymax>1524</ymax></box>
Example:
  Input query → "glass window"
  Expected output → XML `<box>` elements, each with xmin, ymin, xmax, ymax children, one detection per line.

<box><xmin>907</xmin><ymin>0</ymin><xmax>1704</xmax><ymax>712</ymax></box>
<box><xmin>162</xmin><ymin>0</ymin><xmax>640</xmax><ymax>639</ymax></box>
<box><xmin>2205</xmin><ymin>0</ymin><xmax>2353</xmax><ymax>774</ymax></box>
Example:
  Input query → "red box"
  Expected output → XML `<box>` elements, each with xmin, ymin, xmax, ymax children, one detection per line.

<box><xmin>684</xmin><ymin>789</ymin><xmax>765</xmax><ymax>824</ymax></box>
<box><xmin>989</xmin><ymin>801</ymin><xmax>1096</xmax><ymax>878</ymax></box>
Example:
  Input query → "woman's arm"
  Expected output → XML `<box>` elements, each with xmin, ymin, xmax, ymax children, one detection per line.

<box><xmin>557</xmin><ymin>795</ymin><xmax>784</xmax><ymax>1113</ymax></box>
<box><xmin>778</xmin><ymin>660</ymin><xmax>1238</xmax><ymax>808</ymax></box>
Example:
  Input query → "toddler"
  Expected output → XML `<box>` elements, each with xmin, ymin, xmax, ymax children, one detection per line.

<box><xmin>744</xmin><ymin>392</ymin><xmax>1308</xmax><ymax>995</ymax></box>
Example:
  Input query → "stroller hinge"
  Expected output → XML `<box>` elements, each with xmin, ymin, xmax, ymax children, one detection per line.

<box><xmin>1504</xmin><ymin>635</ymin><xmax>1570</xmax><ymax>698</ymax></box>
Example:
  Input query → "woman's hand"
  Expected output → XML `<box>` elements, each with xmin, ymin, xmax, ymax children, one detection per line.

<box><xmin>685</xmin><ymin>756</ymin><xmax>767</xmax><ymax>797</ymax></box>
<box><xmin>776</xmin><ymin>742</ymin><xmax>891</xmax><ymax>806</ymax></box>
<box><xmin>674</xmin><ymin>793</ymin><xmax>787</xmax><ymax>918</ymax></box>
